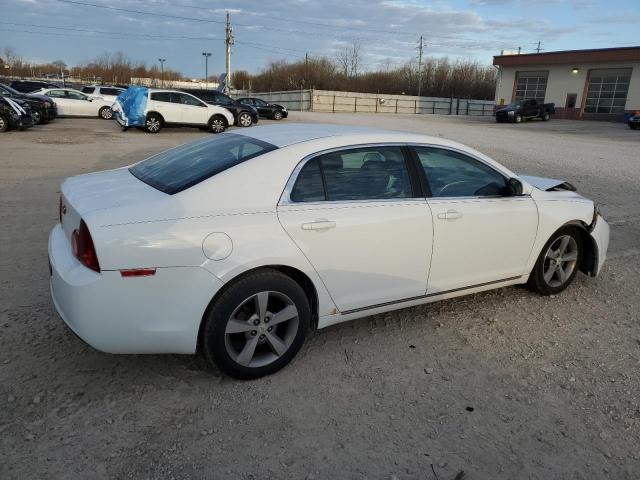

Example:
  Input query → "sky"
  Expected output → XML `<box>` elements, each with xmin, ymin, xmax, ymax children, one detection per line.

<box><xmin>0</xmin><ymin>0</ymin><xmax>638</xmax><ymax>78</ymax></box>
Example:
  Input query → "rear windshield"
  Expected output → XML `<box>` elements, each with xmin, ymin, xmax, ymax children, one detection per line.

<box><xmin>129</xmin><ymin>133</ymin><xmax>277</xmax><ymax>194</ymax></box>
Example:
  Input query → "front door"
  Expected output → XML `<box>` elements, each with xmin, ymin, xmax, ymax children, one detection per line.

<box><xmin>411</xmin><ymin>146</ymin><xmax>538</xmax><ymax>294</ymax></box>
<box><xmin>277</xmin><ymin>145</ymin><xmax>433</xmax><ymax>312</ymax></box>
<box><xmin>173</xmin><ymin>92</ymin><xmax>208</xmax><ymax>124</ymax></box>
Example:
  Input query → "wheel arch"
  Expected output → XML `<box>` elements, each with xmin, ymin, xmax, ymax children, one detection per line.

<box><xmin>196</xmin><ymin>264</ymin><xmax>320</xmax><ymax>354</ymax></box>
<box><xmin>208</xmin><ymin>113</ymin><xmax>228</xmax><ymax>127</ymax></box>
<box><xmin>146</xmin><ymin>111</ymin><xmax>165</xmax><ymax>124</ymax></box>
<box><xmin>534</xmin><ymin>220</ymin><xmax>597</xmax><ymax>277</ymax></box>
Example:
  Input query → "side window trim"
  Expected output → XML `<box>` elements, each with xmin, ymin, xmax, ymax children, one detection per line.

<box><xmin>407</xmin><ymin>144</ymin><xmax>516</xmax><ymax>200</ymax></box>
<box><xmin>279</xmin><ymin>143</ymin><xmax>423</xmax><ymax>206</ymax></box>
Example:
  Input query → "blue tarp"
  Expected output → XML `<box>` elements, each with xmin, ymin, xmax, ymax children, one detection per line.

<box><xmin>113</xmin><ymin>86</ymin><xmax>148</xmax><ymax>127</ymax></box>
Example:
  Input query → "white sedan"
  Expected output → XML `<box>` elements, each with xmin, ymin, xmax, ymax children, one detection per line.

<box><xmin>49</xmin><ymin>125</ymin><xmax>609</xmax><ymax>379</ymax></box>
<box><xmin>36</xmin><ymin>88</ymin><xmax>113</xmax><ymax>118</ymax></box>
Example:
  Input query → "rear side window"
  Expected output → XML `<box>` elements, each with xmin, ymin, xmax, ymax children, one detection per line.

<box><xmin>101</xmin><ymin>88</ymin><xmax>122</xmax><ymax>96</ymax></box>
<box><xmin>130</xmin><ymin>133</ymin><xmax>277</xmax><ymax>194</ymax></box>
<box><xmin>150</xmin><ymin>92</ymin><xmax>171</xmax><ymax>102</ymax></box>
<box><xmin>290</xmin><ymin>146</ymin><xmax>412</xmax><ymax>202</ymax></box>
<box><xmin>81</xmin><ymin>86</ymin><xmax>95</xmax><ymax>94</ymax></box>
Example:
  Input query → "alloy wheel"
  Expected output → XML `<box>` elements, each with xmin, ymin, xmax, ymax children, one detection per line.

<box><xmin>211</xmin><ymin>119</ymin><xmax>225</xmax><ymax>133</ymax></box>
<box><xmin>101</xmin><ymin>108</ymin><xmax>113</xmax><ymax>119</ymax></box>
<box><xmin>146</xmin><ymin>117</ymin><xmax>160</xmax><ymax>132</ymax></box>
<box><xmin>32</xmin><ymin>111</ymin><xmax>41</xmax><ymax>124</ymax></box>
<box><xmin>543</xmin><ymin>235</ymin><xmax>578</xmax><ymax>288</ymax></box>
<box><xmin>273</xmin><ymin>111</ymin><xmax>282</xmax><ymax>120</ymax></box>
<box><xmin>238</xmin><ymin>113</ymin><xmax>252</xmax><ymax>127</ymax></box>
<box><xmin>0</xmin><ymin>117</ymin><xmax>5</xmax><ymax>131</ymax></box>
<box><xmin>224</xmin><ymin>291</ymin><xmax>299</xmax><ymax>368</ymax></box>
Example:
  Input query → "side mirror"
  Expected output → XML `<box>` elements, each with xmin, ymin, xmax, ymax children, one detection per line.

<box><xmin>506</xmin><ymin>177</ymin><xmax>523</xmax><ymax>196</ymax></box>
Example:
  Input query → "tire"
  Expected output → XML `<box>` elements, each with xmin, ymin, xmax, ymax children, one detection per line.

<box><xmin>0</xmin><ymin>115</ymin><xmax>8</xmax><ymax>132</ymax></box>
<box><xmin>527</xmin><ymin>226</ymin><xmax>583</xmax><ymax>296</ymax></box>
<box><xmin>145</xmin><ymin>113</ymin><xmax>162</xmax><ymax>133</ymax></box>
<box><xmin>273</xmin><ymin>110</ymin><xmax>283</xmax><ymax>121</ymax></box>
<box><xmin>99</xmin><ymin>106</ymin><xmax>113</xmax><ymax>120</ymax></box>
<box><xmin>514</xmin><ymin>114</ymin><xmax>522</xmax><ymax>123</ymax></box>
<box><xmin>630</xmin><ymin>124</ymin><xmax>639</xmax><ymax>130</ymax></box>
<box><xmin>237</xmin><ymin>111</ymin><xmax>253</xmax><ymax>127</ymax></box>
<box><xmin>208</xmin><ymin>115</ymin><xmax>227</xmax><ymax>134</ymax></box>
<box><xmin>31</xmin><ymin>109</ymin><xmax>42</xmax><ymax>125</ymax></box>
<box><xmin>542</xmin><ymin>112</ymin><xmax>550</xmax><ymax>121</ymax></box>
<box><xmin>201</xmin><ymin>270</ymin><xmax>311</xmax><ymax>379</ymax></box>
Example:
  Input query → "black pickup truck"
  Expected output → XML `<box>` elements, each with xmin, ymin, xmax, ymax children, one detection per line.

<box><xmin>495</xmin><ymin>99</ymin><xmax>554</xmax><ymax>123</ymax></box>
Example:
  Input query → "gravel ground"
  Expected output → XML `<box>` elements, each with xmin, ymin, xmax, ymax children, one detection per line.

<box><xmin>1</xmin><ymin>114</ymin><xmax>639</xmax><ymax>480</ymax></box>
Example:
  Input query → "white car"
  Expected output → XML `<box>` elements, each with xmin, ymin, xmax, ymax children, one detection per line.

<box><xmin>49</xmin><ymin>125</ymin><xmax>609</xmax><ymax>379</ymax></box>
<box><xmin>80</xmin><ymin>85</ymin><xmax>126</xmax><ymax>118</ymax></box>
<box><xmin>114</xmin><ymin>88</ymin><xmax>235</xmax><ymax>134</ymax></box>
<box><xmin>36</xmin><ymin>88</ymin><xmax>113</xmax><ymax>119</ymax></box>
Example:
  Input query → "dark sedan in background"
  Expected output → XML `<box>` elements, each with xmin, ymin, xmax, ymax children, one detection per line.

<box><xmin>0</xmin><ymin>83</ymin><xmax>57</xmax><ymax>124</ymax></box>
<box><xmin>0</xmin><ymin>96</ymin><xmax>34</xmax><ymax>132</ymax></box>
<box><xmin>181</xmin><ymin>89</ymin><xmax>258</xmax><ymax>127</ymax></box>
<box><xmin>9</xmin><ymin>79</ymin><xmax>61</xmax><ymax>93</ymax></box>
<box><xmin>236</xmin><ymin>97</ymin><xmax>288</xmax><ymax>120</ymax></box>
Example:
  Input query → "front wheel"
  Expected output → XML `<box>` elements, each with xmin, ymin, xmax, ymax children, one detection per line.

<box><xmin>527</xmin><ymin>227</ymin><xmax>582</xmax><ymax>295</ymax></box>
<box><xmin>31</xmin><ymin>109</ymin><xmax>42</xmax><ymax>125</ymax></box>
<box><xmin>237</xmin><ymin>111</ymin><xmax>253</xmax><ymax>127</ymax></box>
<box><xmin>99</xmin><ymin>106</ymin><xmax>113</xmax><ymax>120</ymax></box>
<box><xmin>209</xmin><ymin>115</ymin><xmax>227</xmax><ymax>134</ymax></box>
<box><xmin>273</xmin><ymin>111</ymin><xmax>283</xmax><ymax>121</ymax></box>
<box><xmin>542</xmin><ymin>112</ymin><xmax>550</xmax><ymax>121</ymax></box>
<box><xmin>514</xmin><ymin>114</ymin><xmax>522</xmax><ymax>123</ymax></box>
<box><xmin>0</xmin><ymin>115</ymin><xmax>8</xmax><ymax>132</ymax></box>
<box><xmin>201</xmin><ymin>270</ymin><xmax>310</xmax><ymax>379</ymax></box>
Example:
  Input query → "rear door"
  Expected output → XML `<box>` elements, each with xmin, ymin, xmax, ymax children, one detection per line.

<box><xmin>253</xmin><ymin>98</ymin><xmax>272</xmax><ymax>116</ymax></box>
<box><xmin>45</xmin><ymin>89</ymin><xmax>72</xmax><ymax>115</ymax></box>
<box><xmin>149</xmin><ymin>92</ymin><xmax>178</xmax><ymax>123</ymax></box>
<box><xmin>411</xmin><ymin>146</ymin><xmax>538</xmax><ymax>294</ymax></box>
<box><xmin>277</xmin><ymin>145</ymin><xmax>433</xmax><ymax>313</ymax></box>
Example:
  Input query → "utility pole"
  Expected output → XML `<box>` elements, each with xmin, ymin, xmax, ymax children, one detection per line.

<box><xmin>225</xmin><ymin>11</ymin><xmax>234</xmax><ymax>94</ymax></box>
<box><xmin>535</xmin><ymin>41</ymin><xmax>543</xmax><ymax>53</ymax></box>
<box><xmin>305</xmin><ymin>52</ymin><xmax>309</xmax><ymax>88</ymax></box>
<box><xmin>158</xmin><ymin>58</ymin><xmax>166</xmax><ymax>87</ymax></box>
<box><xmin>417</xmin><ymin>35</ymin><xmax>424</xmax><ymax>97</ymax></box>
<box><xmin>517</xmin><ymin>46</ymin><xmax>521</xmax><ymax>54</ymax></box>
<box><xmin>202</xmin><ymin>52</ymin><xmax>212</xmax><ymax>89</ymax></box>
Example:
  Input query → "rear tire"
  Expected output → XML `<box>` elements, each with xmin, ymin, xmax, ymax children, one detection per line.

<box><xmin>208</xmin><ymin>115</ymin><xmax>227</xmax><ymax>134</ymax></box>
<box><xmin>201</xmin><ymin>270</ymin><xmax>310</xmax><ymax>379</ymax></box>
<box><xmin>542</xmin><ymin>112</ymin><xmax>550</xmax><ymax>121</ymax></box>
<box><xmin>514</xmin><ymin>114</ymin><xmax>522</xmax><ymax>123</ymax></box>
<box><xmin>237</xmin><ymin>111</ymin><xmax>253</xmax><ymax>127</ymax></box>
<box><xmin>99</xmin><ymin>106</ymin><xmax>113</xmax><ymax>120</ymax></box>
<box><xmin>527</xmin><ymin>226</ymin><xmax>583</xmax><ymax>295</ymax></box>
<box><xmin>0</xmin><ymin>115</ymin><xmax>8</xmax><ymax>132</ymax></box>
<box><xmin>145</xmin><ymin>113</ymin><xmax>162</xmax><ymax>133</ymax></box>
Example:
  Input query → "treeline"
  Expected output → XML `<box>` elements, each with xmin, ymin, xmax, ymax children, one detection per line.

<box><xmin>1</xmin><ymin>48</ymin><xmax>183</xmax><ymax>84</ymax></box>
<box><xmin>233</xmin><ymin>56</ymin><xmax>497</xmax><ymax>99</ymax></box>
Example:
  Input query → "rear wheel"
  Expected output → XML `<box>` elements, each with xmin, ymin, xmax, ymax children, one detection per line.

<box><xmin>202</xmin><ymin>270</ymin><xmax>310</xmax><ymax>379</ymax></box>
<box><xmin>542</xmin><ymin>112</ymin><xmax>550</xmax><ymax>121</ymax></box>
<box><xmin>209</xmin><ymin>115</ymin><xmax>227</xmax><ymax>134</ymax></box>
<box><xmin>145</xmin><ymin>113</ymin><xmax>162</xmax><ymax>133</ymax></box>
<box><xmin>527</xmin><ymin>227</ymin><xmax>582</xmax><ymax>295</ymax></box>
<box><xmin>273</xmin><ymin>110</ymin><xmax>283</xmax><ymax>121</ymax></box>
<box><xmin>0</xmin><ymin>115</ymin><xmax>8</xmax><ymax>132</ymax></box>
<box><xmin>514</xmin><ymin>114</ymin><xmax>522</xmax><ymax>123</ymax></box>
<box><xmin>99</xmin><ymin>106</ymin><xmax>113</xmax><ymax>120</ymax></box>
<box><xmin>31</xmin><ymin>109</ymin><xmax>42</xmax><ymax>125</ymax></box>
<box><xmin>237</xmin><ymin>111</ymin><xmax>253</xmax><ymax>127</ymax></box>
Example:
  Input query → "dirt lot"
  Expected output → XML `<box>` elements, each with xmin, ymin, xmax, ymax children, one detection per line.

<box><xmin>1</xmin><ymin>113</ymin><xmax>639</xmax><ymax>480</ymax></box>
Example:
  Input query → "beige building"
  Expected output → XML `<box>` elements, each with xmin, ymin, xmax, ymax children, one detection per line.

<box><xmin>493</xmin><ymin>46</ymin><xmax>640</xmax><ymax>120</ymax></box>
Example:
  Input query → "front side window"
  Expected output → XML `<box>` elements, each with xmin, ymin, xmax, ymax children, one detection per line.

<box><xmin>414</xmin><ymin>147</ymin><xmax>507</xmax><ymax>197</ymax></box>
<box><xmin>254</xmin><ymin>99</ymin><xmax>267</xmax><ymax>106</ymax></box>
<box><xmin>67</xmin><ymin>91</ymin><xmax>88</xmax><ymax>100</ymax></box>
<box><xmin>130</xmin><ymin>133</ymin><xmax>277</xmax><ymax>194</ymax></box>
<box><xmin>290</xmin><ymin>146</ymin><xmax>412</xmax><ymax>202</ymax></box>
<box><xmin>176</xmin><ymin>93</ymin><xmax>205</xmax><ymax>107</ymax></box>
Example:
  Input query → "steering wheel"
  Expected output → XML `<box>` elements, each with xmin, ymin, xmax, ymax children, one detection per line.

<box><xmin>436</xmin><ymin>180</ymin><xmax>476</xmax><ymax>197</ymax></box>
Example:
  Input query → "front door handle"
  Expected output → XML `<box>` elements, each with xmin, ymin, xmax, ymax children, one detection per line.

<box><xmin>301</xmin><ymin>219</ymin><xmax>336</xmax><ymax>231</ymax></box>
<box><xmin>437</xmin><ymin>209</ymin><xmax>463</xmax><ymax>221</ymax></box>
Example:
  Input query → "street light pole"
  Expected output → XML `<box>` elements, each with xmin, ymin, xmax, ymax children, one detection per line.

<box><xmin>202</xmin><ymin>52</ymin><xmax>212</xmax><ymax>89</ymax></box>
<box><xmin>158</xmin><ymin>58</ymin><xmax>166</xmax><ymax>87</ymax></box>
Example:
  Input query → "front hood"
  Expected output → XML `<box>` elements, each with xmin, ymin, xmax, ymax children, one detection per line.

<box><xmin>62</xmin><ymin>167</ymin><xmax>167</xmax><ymax>216</ymax></box>
<box><xmin>26</xmin><ymin>93</ymin><xmax>49</xmax><ymax>103</ymax></box>
<box><xmin>520</xmin><ymin>175</ymin><xmax>576</xmax><ymax>192</ymax></box>
<box><xmin>496</xmin><ymin>107</ymin><xmax>515</xmax><ymax>113</ymax></box>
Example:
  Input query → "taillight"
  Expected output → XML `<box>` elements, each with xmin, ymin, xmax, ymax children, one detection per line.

<box><xmin>71</xmin><ymin>219</ymin><xmax>100</xmax><ymax>272</ymax></box>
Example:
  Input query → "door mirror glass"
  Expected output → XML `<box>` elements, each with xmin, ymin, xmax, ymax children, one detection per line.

<box><xmin>506</xmin><ymin>178</ymin><xmax>523</xmax><ymax>196</ymax></box>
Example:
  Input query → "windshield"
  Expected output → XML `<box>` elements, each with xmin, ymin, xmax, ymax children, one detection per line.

<box><xmin>129</xmin><ymin>133</ymin><xmax>278</xmax><ymax>194</ymax></box>
<box><xmin>0</xmin><ymin>84</ymin><xmax>21</xmax><ymax>95</ymax></box>
<box><xmin>506</xmin><ymin>100</ymin><xmax>524</xmax><ymax>108</ymax></box>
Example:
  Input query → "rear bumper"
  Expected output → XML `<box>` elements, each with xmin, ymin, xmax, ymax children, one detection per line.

<box><xmin>48</xmin><ymin>223</ymin><xmax>224</xmax><ymax>354</ymax></box>
<box><xmin>590</xmin><ymin>214</ymin><xmax>610</xmax><ymax>276</ymax></box>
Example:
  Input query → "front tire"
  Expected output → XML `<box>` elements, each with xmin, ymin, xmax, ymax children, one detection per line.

<box><xmin>31</xmin><ymin>109</ymin><xmax>43</xmax><ymax>125</ymax></box>
<box><xmin>145</xmin><ymin>113</ymin><xmax>162</xmax><ymax>133</ymax></box>
<box><xmin>514</xmin><ymin>114</ymin><xmax>522</xmax><ymax>123</ymax></box>
<box><xmin>202</xmin><ymin>270</ymin><xmax>310</xmax><ymax>379</ymax></box>
<box><xmin>99</xmin><ymin>106</ymin><xmax>113</xmax><ymax>120</ymax></box>
<box><xmin>237</xmin><ymin>111</ymin><xmax>253</xmax><ymax>127</ymax></box>
<box><xmin>208</xmin><ymin>115</ymin><xmax>227</xmax><ymax>134</ymax></box>
<box><xmin>527</xmin><ymin>226</ymin><xmax>582</xmax><ymax>295</ymax></box>
<box><xmin>273</xmin><ymin>110</ymin><xmax>283</xmax><ymax>121</ymax></box>
<box><xmin>0</xmin><ymin>115</ymin><xmax>8</xmax><ymax>132</ymax></box>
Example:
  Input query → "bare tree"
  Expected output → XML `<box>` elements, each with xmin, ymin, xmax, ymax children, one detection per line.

<box><xmin>336</xmin><ymin>41</ymin><xmax>362</xmax><ymax>77</ymax></box>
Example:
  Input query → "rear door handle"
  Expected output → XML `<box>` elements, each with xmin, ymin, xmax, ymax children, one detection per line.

<box><xmin>301</xmin><ymin>220</ymin><xmax>336</xmax><ymax>231</ymax></box>
<box><xmin>437</xmin><ymin>209</ymin><xmax>463</xmax><ymax>221</ymax></box>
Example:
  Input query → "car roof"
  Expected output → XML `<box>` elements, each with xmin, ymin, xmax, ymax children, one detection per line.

<box><xmin>233</xmin><ymin>123</ymin><xmax>450</xmax><ymax>149</ymax></box>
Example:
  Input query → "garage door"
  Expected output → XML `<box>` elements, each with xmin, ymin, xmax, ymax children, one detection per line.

<box><xmin>584</xmin><ymin>68</ymin><xmax>631</xmax><ymax>114</ymax></box>
<box><xmin>515</xmin><ymin>71</ymin><xmax>548</xmax><ymax>103</ymax></box>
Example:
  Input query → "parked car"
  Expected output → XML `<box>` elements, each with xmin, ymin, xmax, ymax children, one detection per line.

<box><xmin>34</xmin><ymin>88</ymin><xmax>113</xmax><ymax>118</ymax></box>
<box><xmin>80</xmin><ymin>85</ymin><xmax>126</xmax><ymax>118</ymax></box>
<box><xmin>48</xmin><ymin>124</ymin><xmax>610</xmax><ymax>379</ymax></box>
<box><xmin>0</xmin><ymin>97</ymin><xmax>34</xmax><ymax>132</ymax></box>
<box><xmin>182</xmin><ymin>89</ymin><xmax>258</xmax><ymax>127</ymax></box>
<box><xmin>495</xmin><ymin>99</ymin><xmax>554</xmax><ymax>123</ymax></box>
<box><xmin>113</xmin><ymin>88</ymin><xmax>235</xmax><ymax>134</ymax></box>
<box><xmin>0</xmin><ymin>83</ymin><xmax>57</xmax><ymax>124</ymax></box>
<box><xmin>236</xmin><ymin>97</ymin><xmax>288</xmax><ymax>120</ymax></box>
<box><xmin>628</xmin><ymin>112</ymin><xmax>640</xmax><ymax>130</ymax></box>
<box><xmin>10</xmin><ymin>80</ymin><xmax>61</xmax><ymax>93</ymax></box>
